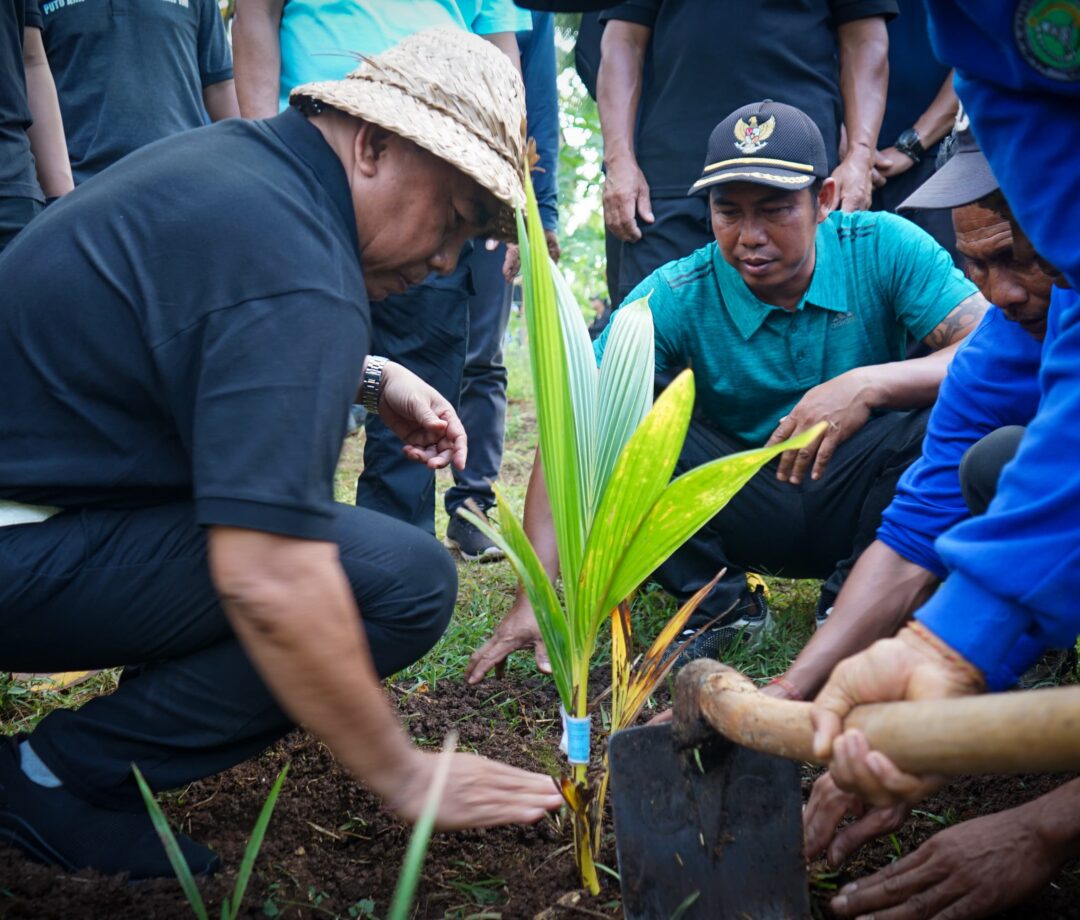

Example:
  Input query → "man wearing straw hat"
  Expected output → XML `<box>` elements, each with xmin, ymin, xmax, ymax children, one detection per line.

<box><xmin>0</xmin><ymin>30</ymin><xmax>562</xmax><ymax>879</ymax></box>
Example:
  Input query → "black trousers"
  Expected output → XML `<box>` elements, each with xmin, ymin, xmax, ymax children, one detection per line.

<box><xmin>0</xmin><ymin>196</ymin><xmax>43</xmax><ymax>256</ymax></box>
<box><xmin>0</xmin><ymin>502</ymin><xmax>456</xmax><ymax>810</ymax></box>
<box><xmin>656</xmin><ymin>409</ymin><xmax>930</xmax><ymax>625</ymax></box>
<box><xmin>960</xmin><ymin>425</ymin><xmax>1026</xmax><ymax>515</ymax></box>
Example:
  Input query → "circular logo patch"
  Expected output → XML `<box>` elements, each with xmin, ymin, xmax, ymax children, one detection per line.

<box><xmin>1015</xmin><ymin>0</ymin><xmax>1080</xmax><ymax>81</ymax></box>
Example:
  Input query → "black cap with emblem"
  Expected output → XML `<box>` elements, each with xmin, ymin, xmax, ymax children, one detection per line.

<box><xmin>688</xmin><ymin>99</ymin><xmax>829</xmax><ymax>196</ymax></box>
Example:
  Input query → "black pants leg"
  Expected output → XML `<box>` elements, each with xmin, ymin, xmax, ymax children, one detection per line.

<box><xmin>655</xmin><ymin>409</ymin><xmax>929</xmax><ymax>626</ymax></box>
<box><xmin>445</xmin><ymin>243</ymin><xmax>513</xmax><ymax>516</ymax></box>
<box><xmin>0</xmin><ymin>502</ymin><xmax>456</xmax><ymax>810</ymax></box>
<box><xmin>959</xmin><ymin>425</ymin><xmax>1026</xmax><ymax>515</ymax></box>
<box><xmin>357</xmin><ymin>263</ymin><xmax>471</xmax><ymax>535</ymax></box>
<box><xmin>0</xmin><ymin>196</ymin><xmax>43</xmax><ymax>255</ymax></box>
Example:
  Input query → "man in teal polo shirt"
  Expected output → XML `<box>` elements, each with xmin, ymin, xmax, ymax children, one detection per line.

<box><xmin>467</xmin><ymin>100</ymin><xmax>985</xmax><ymax>678</ymax></box>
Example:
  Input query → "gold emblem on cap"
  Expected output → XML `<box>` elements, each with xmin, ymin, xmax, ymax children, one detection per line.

<box><xmin>734</xmin><ymin>115</ymin><xmax>776</xmax><ymax>154</ymax></box>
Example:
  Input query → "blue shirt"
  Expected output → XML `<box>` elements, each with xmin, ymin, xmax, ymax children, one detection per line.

<box><xmin>916</xmin><ymin>288</ymin><xmax>1080</xmax><ymax>689</ymax></box>
<box><xmin>594</xmin><ymin>210</ymin><xmax>974</xmax><ymax>445</ymax></box>
<box><xmin>909</xmin><ymin>1</ymin><xmax>1080</xmax><ymax>689</ymax></box>
<box><xmin>878</xmin><ymin>308</ymin><xmax>1042</xmax><ymax>579</ymax></box>
<box><xmin>278</xmin><ymin>0</ymin><xmax>532</xmax><ymax>110</ymax></box>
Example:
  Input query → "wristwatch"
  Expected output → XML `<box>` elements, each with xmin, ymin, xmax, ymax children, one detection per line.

<box><xmin>894</xmin><ymin>128</ymin><xmax>925</xmax><ymax>163</ymax></box>
<box><xmin>361</xmin><ymin>356</ymin><xmax>388</xmax><ymax>415</ymax></box>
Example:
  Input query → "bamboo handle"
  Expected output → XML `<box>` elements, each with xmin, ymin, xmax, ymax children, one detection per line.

<box><xmin>673</xmin><ymin>661</ymin><xmax>1080</xmax><ymax>775</ymax></box>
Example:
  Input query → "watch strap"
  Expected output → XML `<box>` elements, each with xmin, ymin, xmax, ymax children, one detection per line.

<box><xmin>361</xmin><ymin>356</ymin><xmax>388</xmax><ymax>415</ymax></box>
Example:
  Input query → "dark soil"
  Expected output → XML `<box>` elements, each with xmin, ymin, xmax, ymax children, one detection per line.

<box><xmin>1</xmin><ymin>676</ymin><xmax>1078</xmax><ymax>919</ymax></box>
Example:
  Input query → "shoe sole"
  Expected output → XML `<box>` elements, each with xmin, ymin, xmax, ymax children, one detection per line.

<box><xmin>444</xmin><ymin>538</ymin><xmax>505</xmax><ymax>563</ymax></box>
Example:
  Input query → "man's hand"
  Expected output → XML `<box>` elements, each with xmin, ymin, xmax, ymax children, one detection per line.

<box><xmin>464</xmin><ymin>599</ymin><xmax>550</xmax><ymax>684</ymax></box>
<box><xmin>871</xmin><ymin>146</ymin><xmax>916</xmax><ymax>189</ymax></box>
<box><xmin>811</xmin><ymin>624</ymin><xmax>985</xmax><ymax>808</ymax></box>
<box><xmin>804</xmin><ymin>770</ymin><xmax>911</xmax><ymax>867</ymax></box>
<box><xmin>829</xmin><ymin>795</ymin><xmax>1076</xmax><ymax>919</ymax></box>
<box><xmin>765</xmin><ymin>369</ymin><xmax>874</xmax><ymax>484</ymax></box>
<box><xmin>377</xmin><ymin>361</ymin><xmax>466</xmax><ymax>470</ymax></box>
<box><xmin>830</xmin><ymin>147</ymin><xmax>874</xmax><ymax>212</ymax></box>
<box><xmin>603</xmin><ymin>155</ymin><xmax>654</xmax><ymax>242</ymax></box>
<box><xmin>389</xmin><ymin>748</ymin><xmax>562</xmax><ymax>830</ymax></box>
<box><xmin>544</xmin><ymin>229</ymin><xmax>561</xmax><ymax>264</ymax></box>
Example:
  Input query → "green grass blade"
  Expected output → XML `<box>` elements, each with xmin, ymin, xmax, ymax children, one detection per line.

<box><xmin>227</xmin><ymin>764</ymin><xmax>289</xmax><ymax>920</ymax></box>
<box><xmin>577</xmin><ymin>369</ymin><xmax>695</xmax><ymax>633</ymax></box>
<box><xmin>458</xmin><ymin>491</ymin><xmax>574</xmax><ymax>709</ymax></box>
<box><xmin>602</xmin><ymin>422</ymin><xmax>827</xmax><ymax>610</ymax></box>
<box><xmin>388</xmin><ymin>732</ymin><xmax>458</xmax><ymax>920</ymax></box>
<box><xmin>594</xmin><ymin>296</ymin><xmax>654</xmax><ymax>504</ymax></box>
<box><xmin>132</xmin><ymin>763</ymin><xmax>210</xmax><ymax>920</ymax></box>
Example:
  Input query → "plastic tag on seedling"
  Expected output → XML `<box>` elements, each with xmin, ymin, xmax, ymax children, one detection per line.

<box><xmin>558</xmin><ymin>706</ymin><xmax>591</xmax><ymax>764</ymax></box>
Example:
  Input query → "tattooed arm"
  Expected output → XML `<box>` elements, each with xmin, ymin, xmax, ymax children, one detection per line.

<box><xmin>922</xmin><ymin>292</ymin><xmax>990</xmax><ymax>351</ymax></box>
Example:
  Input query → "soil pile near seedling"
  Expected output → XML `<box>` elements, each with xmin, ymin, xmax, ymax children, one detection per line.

<box><xmin>1</xmin><ymin>676</ymin><xmax>1078</xmax><ymax>918</ymax></box>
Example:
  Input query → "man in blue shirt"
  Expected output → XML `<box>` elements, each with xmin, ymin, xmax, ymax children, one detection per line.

<box><xmin>792</xmin><ymin>126</ymin><xmax>1080</xmax><ymax>920</ymax></box>
<box><xmin>466</xmin><ymin>100</ymin><xmax>986</xmax><ymax>680</ymax></box>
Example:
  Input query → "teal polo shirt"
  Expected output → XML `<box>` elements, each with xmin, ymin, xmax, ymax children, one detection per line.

<box><xmin>594</xmin><ymin>210</ymin><xmax>977</xmax><ymax>446</ymax></box>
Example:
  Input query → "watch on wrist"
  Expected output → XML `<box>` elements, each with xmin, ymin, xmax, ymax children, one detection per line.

<box><xmin>361</xmin><ymin>356</ymin><xmax>388</xmax><ymax>415</ymax></box>
<box><xmin>894</xmin><ymin>128</ymin><xmax>925</xmax><ymax>163</ymax></box>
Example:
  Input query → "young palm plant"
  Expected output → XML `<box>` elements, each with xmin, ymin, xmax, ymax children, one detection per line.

<box><xmin>462</xmin><ymin>172</ymin><xmax>823</xmax><ymax>894</ymax></box>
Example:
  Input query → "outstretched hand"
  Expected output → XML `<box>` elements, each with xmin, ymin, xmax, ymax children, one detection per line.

<box><xmin>765</xmin><ymin>369</ymin><xmax>874</xmax><ymax>484</ymax></box>
<box><xmin>804</xmin><ymin>770</ymin><xmax>911</xmax><ymax>867</ymax></box>
<box><xmin>829</xmin><ymin>797</ymin><xmax>1072</xmax><ymax>919</ymax></box>
<box><xmin>376</xmin><ymin>360</ymin><xmax>467</xmax><ymax>470</ymax></box>
<box><xmin>464</xmin><ymin>598</ymin><xmax>550</xmax><ymax>684</ymax></box>
<box><xmin>389</xmin><ymin>749</ymin><xmax>562</xmax><ymax>830</ymax></box>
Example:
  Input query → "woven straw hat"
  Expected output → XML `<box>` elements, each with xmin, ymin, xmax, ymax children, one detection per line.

<box><xmin>290</xmin><ymin>28</ymin><xmax>527</xmax><ymax>236</ymax></box>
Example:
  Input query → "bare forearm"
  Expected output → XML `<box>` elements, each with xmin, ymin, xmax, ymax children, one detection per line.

<box><xmin>481</xmin><ymin>32</ymin><xmax>521</xmax><ymax>75</ymax></box>
<box><xmin>1036</xmin><ymin>779</ymin><xmax>1080</xmax><ymax>857</ymax></box>
<box><xmin>597</xmin><ymin>21</ymin><xmax>647</xmax><ymax>166</ymax></box>
<box><xmin>911</xmin><ymin>70</ymin><xmax>959</xmax><ymax>148</ymax></box>
<box><xmin>784</xmin><ymin>541</ymin><xmax>938</xmax><ymax>699</ymax></box>
<box><xmin>23</xmin><ymin>29</ymin><xmax>72</xmax><ymax>197</ymax></box>
<box><xmin>232</xmin><ymin>0</ymin><xmax>285</xmax><ymax>119</ymax></box>
<box><xmin>837</xmin><ymin>18</ymin><xmax>888</xmax><ymax>162</ymax></box>
<box><xmin>203</xmin><ymin>79</ymin><xmax>240</xmax><ymax>121</ymax></box>
<box><xmin>210</xmin><ymin>535</ymin><xmax>414</xmax><ymax>795</ymax></box>
<box><xmin>523</xmin><ymin>448</ymin><xmax>560</xmax><ymax>581</ymax></box>
<box><xmin>856</xmin><ymin>344</ymin><xmax>958</xmax><ymax>411</ymax></box>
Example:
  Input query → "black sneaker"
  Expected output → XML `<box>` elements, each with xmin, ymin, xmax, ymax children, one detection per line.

<box><xmin>815</xmin><ymin>589</ymin><xmax>837</xmax><ymax>631</ymax></box>
<box><xmin>446</xmin><ymin>508</ymin><xmax>505</xmax><ymax>562</ymax></box>
<box><xmin>0</xmin><ymin>736</ymin><xmax>219</xmax><ymax>879</ymax></box>
<box><xmin>674</xmin><ymin>580</ymin><xmax>773</xmax><ymax>667</ymax></box>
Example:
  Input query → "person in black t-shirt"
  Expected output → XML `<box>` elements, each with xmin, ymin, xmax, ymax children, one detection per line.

<box><xmin>596</xmin><ymin>0</ymin><xmax>896</xmax><ymax>309</ymax></box>
<box><xmin>39</xmin><ymin>0</ymin><xmax>238</xmax><ymax>184</ymax></box>
<box><xmin>0</xmin><ymin>30</ymin><xmax>561</xmax><ymax>880</ymax></box>
<box><xmin>0</xmin><ymin>0</ymin><xmax>70</xmax><ymax>252</ymax></box>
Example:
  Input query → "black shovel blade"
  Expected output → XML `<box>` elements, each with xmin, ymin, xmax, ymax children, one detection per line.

<box><xmin>609</xmin><ymin>723</ymin><xmax>809</xmax><ymax>919</ymax></box>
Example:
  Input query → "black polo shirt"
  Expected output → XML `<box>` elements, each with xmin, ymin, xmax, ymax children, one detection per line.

<box><xmin>0</xmin><ymin>108</ymin><xmax>370</xmax><ymax>540</ymax></box>
<box><xmin>0</xmin><ymin>0</ymin><xmax>43</xmax><ymax>202</ymax></box>
<box><xmin>600</xmin><ymin>0</ymin><xmax>898</xmax><ymax>198</ymax></box>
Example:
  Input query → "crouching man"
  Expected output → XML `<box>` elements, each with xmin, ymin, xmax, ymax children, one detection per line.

<box><xmin>0</xmin><ymin>30</ymin><xmax>561</xmax><ymax>879</ymax></box>
<box><xmin>467</xmin><ymin>100</ymin><xmax>985</xmax><ymax>681</ymax></box>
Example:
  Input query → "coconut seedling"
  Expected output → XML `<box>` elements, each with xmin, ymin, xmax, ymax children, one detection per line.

<box><xmin>462</xmin><ymin>171</ymin><xmax>823</xmax><ymax>894</ymax></box>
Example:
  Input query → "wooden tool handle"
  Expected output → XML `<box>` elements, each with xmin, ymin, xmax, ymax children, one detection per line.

<box><xmin>675</xmin><ymin>661</ymin><xmax>1080</xmax><ymax>775</ymax></box>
